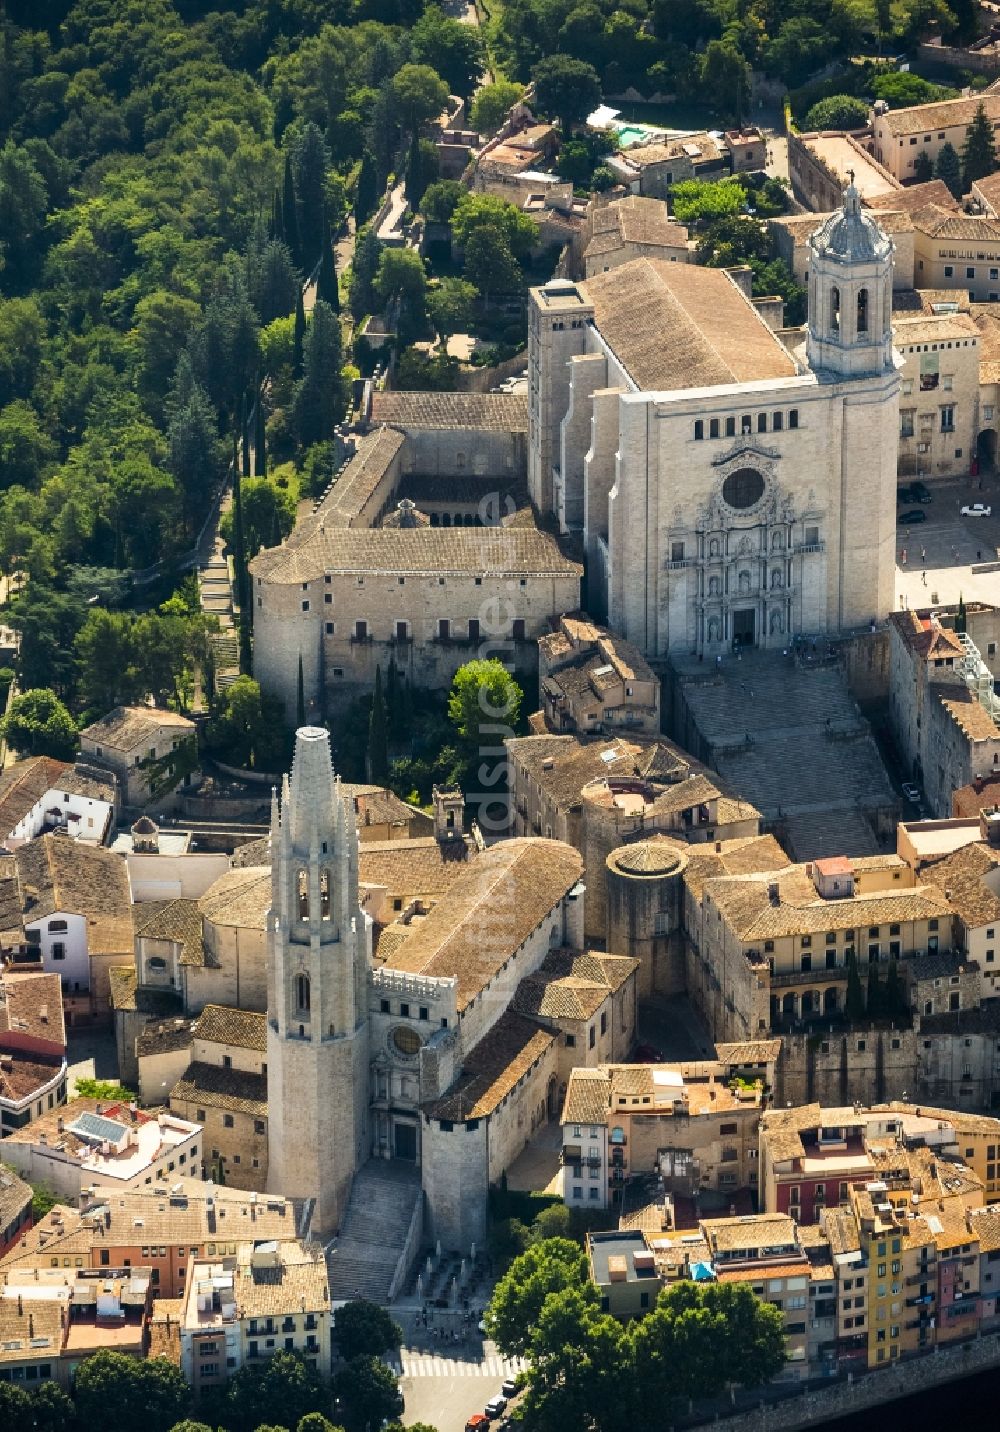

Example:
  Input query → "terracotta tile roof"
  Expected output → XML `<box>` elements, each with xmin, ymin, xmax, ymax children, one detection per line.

<box><xmin>894</xmin><ymin>311</ymin><xmax>980</xmax><ymax>346</ymax></box>
<box><xmin>230</xmin><ymin>836</ymin><xmax>270</xmax><ymax>869</ymax></box>
<box><xmin>910</xmin><ymin>202</ymin><xmax>1000</xmax><ymax>242</ymax></box>
<box><xmin>79</xmin><ymin>705</ymin><xmax>194</xmax><ymax>753</ymax></box>
<box><xmin>822</xmin><ymin>1206</ymin><xmax>861</xmax><ymax>1256</ymax></box>
<box><xmin>194</xmin><ymin>1004</ymin><xmax>266</xmax><ymax>1053</ymax></box>
<box><xmin>561</xmin><ymin>1067</ymin><xmax>611</xmax><ymax>1125</ymax></box>
<box><xmin>866</xmin><ymin>180</ymin><xmax>960</xmax><ymax>214</ymax></box>
<box><xmin>307</xmin><ymin>426</ymin><xmax>405</xmax><ymax>530</ymax></box>
<box><xmin>427</xmin><ymin>1010</ymin><xmax>557</xmax><ymax>1120</ymax></box>
<box><xmin>701</xmin><ymin>1213</ymin><xmax>797</xmax><ymax>1252</ymax></box>
<box><xmin>506</xmin><ymin>732</ymin><xmax>704</xmax><ymax>812</ymax></box>
<box><xmin>953</xmin><ymin>775</ymin><xmax>1000</xmax><ymax>817</ymax></box>
<box><xmin>771</xmin><ymin>209</ymin><xmax>913</xmax><ymax>242</ymax></box>
<box><xmin>579</xmin><ymin>259</ymin><xmax>797</xmax><ymax>391</ymax></box>
<box><xmin>135</xmin><ymin>1017</ymin><xmax>194</xmax><ymax>1058</ymax></box>
<box><xmin>705</xmin><ymin>863</ymin><xmax>952</xmax><ymax>941</ymax></box>
<box><xmin>380</xmin><ymin>838</ymin><xmax>583</xmax><ymax>1009</ymax></box>
<box><xmin>198</xmin><ymin>868</ymin><xmax>271</xmax><ymax>931</ymax></box>
<box><xmin>0</xmin><ymin>1296</ymin><xmax>64</xmax><ymax>1360</ymax></box>
<box><xmin>15</xmin><ymin>835</ymin><xmax>132</xmax><ymax>954</ymax></box>
<box><xmin>0</xmin><ymin>971</ymin><xmax>65</xmax><ymax>1048</ymax></box>
<box><xmin>682</xmin><ymin>836</ymin><xmax>789</xmax><ymax>902</ymax></box>
<box><xmin>134</xmin><ymin>899</ymin><xmax>204</xmax><ymax>967</ymax></box>
<box><xmin>359</xmin><ymin>836</ymin><xmax>478</xmax><ymax>900</ymax></box>
<box><xmin>714</xmin><ymin>1038</ymin><xmax>782</xmax><ymax>1064</ymax></box>
<box><xmin>369</xmin><ymin>391</ymin><xmax>528</xmax><ymax>433</ymax></box>
<box><xmin>234</xmin><ymin>1244</ymin><xmax>328</xmax><ymax>1316</ymax></box>
<box><xmin>940</xmin><ymin>689</ymin><xmax>1000</xmax><ymax>742</ymax></box>
<box><xmin>171</xmin><ymin>1061</ymin><xmax>267</xmax><ymax>1117</ymax></box>
<box><xmin>0</xmin><ymin>1163</ymin><xmax>31</xmax><ymax>1234</ymax></box>
<box><xmin>716</xmin><ymin>1261</ymin><xmax>809</xmax><ymax>1283</ymax></box>
<box><xmin>890</xmin><ymin>609</ymin><xmax>966</xmax><ymax>660</ymax></box>
<box><xmin>879</xmin><ymin>94</ymin><xmax>1000</xmax><ymax>137</ymax></box>
<box><xmin>969</xmin><ymin>1205</ymin><xmax>1000</xmax><ymax>1252</ymax></box>
<box><xmin>148</xmin><ymin>1299</ymin><xmax>183</xmax><ymax>1363</ymax></box>
<box><xmin>585</xmin><ymin>196</ymin><xmax>689</xmax><ymax>260</ymax></box>
<box><xmin>250</xmin><ymin>524</ymin><xmax>581</xmax><ymax>588</ymax></box>
<box><xmin>973</xmin><ymin>170</ymin><xmax>1000</xmax><ymax>215</ymax></box>
<box><xmin>0</xmin><ymin>757</ymin><xmax>70</xmax><ymax>836</ymax></box>
<box><xmin>513</xmin><ymin>947</ymin><xmax>637</xmax><ymax>1021</ymax></box>
<box><xmin>919</xmin><ymin>841</ymin><xmax>1000</xmax><ymax>929</ymax></box>
<box><xmin>0</xmin><ymin>1181</ymin><xmax>298</xmax><ymax>1269</ymax></box>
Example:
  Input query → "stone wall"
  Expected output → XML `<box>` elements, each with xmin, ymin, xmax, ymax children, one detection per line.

<box><xmin>696</xmin><ymin>1331</ymin><xmax>1000</xmax><ymax>1432</ymax></box>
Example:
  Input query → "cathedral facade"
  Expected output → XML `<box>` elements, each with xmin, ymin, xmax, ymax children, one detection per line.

<box><xmin>528</xmin><ymin>184</ymin><xmax>900</xmax><ymax>658</ymax></box>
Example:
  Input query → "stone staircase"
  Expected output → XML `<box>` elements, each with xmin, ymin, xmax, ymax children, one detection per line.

<box><xmin>674</xmin><ymin>651</ymin><xmax>897</xmax><ymax>862</ymax></box>
<box><xmin>326</xmin><ymin>1160</ymin><xmax>423</xmax><ymax>1304</ymax></box>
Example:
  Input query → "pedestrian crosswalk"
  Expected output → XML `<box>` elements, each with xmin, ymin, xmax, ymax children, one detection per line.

<box><xmin>394</xmin><ymin>1351</ymin><xmax>526</xmax><ymax>1379</ymax></box>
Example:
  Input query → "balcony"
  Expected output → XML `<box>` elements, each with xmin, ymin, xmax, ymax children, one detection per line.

<box><xmin>769</xmin><ymin>967</ymin><xmax>848</xmax><ymax>988</ymax></box>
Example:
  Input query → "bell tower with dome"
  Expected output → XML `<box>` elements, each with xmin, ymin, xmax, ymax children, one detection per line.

<box><xmin>806</xmin><ymin>175</ymin><xmax>895</xmax><ymax>379</ymax></box>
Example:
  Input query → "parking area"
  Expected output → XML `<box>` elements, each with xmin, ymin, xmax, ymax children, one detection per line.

<box><xmin>895</xmin><ymin>475</ymin><xmax>1000</xmax><ymax>610</ymax></box>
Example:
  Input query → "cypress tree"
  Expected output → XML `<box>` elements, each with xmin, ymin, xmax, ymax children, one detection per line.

<box><xmin>282</xmin><ymin>151</ymin><xmax>301</xmax><ymax>265</ymax></box>
<box><xmin>866</xmin><ymin>963</ymin><xmax>883</xmax><ymax>1020</ymax></box>
<box><xmin>255</xmin><ymin>387</ymin><xmax>267</xmax><ymax>478</ymax></box>
<box><xmin>270</xmin><ymin>187</ymin><xmax>284</xmax><ymax>242</ymax></box>
<box><xmin>956</xmin><ymin>592</ymin><xmax>967</xmax><ymax>634</ymax></box>
<box><xmin>935</xmin><ymin>141</ymin><xmax>963</xmax><ymax>201</ymax></box>
<box><xmin>241</xmin><ymin>393</ymin><xmax>251</xmax><ymax>477</ymax></box>
<box><xmin>962</xmin><ymin>101</ymin><xmax>997</xmax><ymax>189</ymax></box>
<box><xmin>367</xmin><ymin>664</ymin><xmax>390</xmax><ymax>784</ymax></box>
<box><xmin>355</xmin><ymin>148</ymin><xmax>379</xmax><ymax>225</ymax></box>
<box><xmin>297</xmin><ymin>653</ymin><xmax>306</xmax><ymax>729</ymax></box>
<box><xmin>232</xmin><ymin>433</ymin><xmax>252</xmax><ymax>676</ymax></box>
<box><xmin>293</xmin><ymin>286</ymin><xmax>306</xmax><ymax>376</ymax></box>
<box><xmin>317</xmin><ymin>210</ymin><xmax>340</xmax><ymax>312</ymax></box>
<box><xmin>845</xmin><ymin>949</ymin><xmax>865</xmax><ymax>1021</ymax></box>
<box><xmin>885</xmin><ymin>957</ymin><xmax>904</xmax><ymax>1020</ymax></box>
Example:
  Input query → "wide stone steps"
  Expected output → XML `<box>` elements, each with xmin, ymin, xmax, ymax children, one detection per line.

<box><xmin>327</xmin><ymin>1160</ymin><xmax>423</xmax><ymax>1305</ymax></box>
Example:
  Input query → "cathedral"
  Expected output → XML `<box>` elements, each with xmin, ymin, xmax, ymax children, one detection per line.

<box><xmin>266</xmin><ymin>726</ymin><xmax>638</xmax><ymax>1266</ymax></box>
<box><xmin>528</xmin><ymin>181</ymin><xmax>900</xmax><ymax>657</ymax></box>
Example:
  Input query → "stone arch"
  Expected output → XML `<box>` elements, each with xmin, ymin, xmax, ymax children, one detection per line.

<box><xmin>831</xmin><ymin>285</ymin><xmax>840</xmax><ymax>334</ymax></box>
<box><xmin>295</xmin><ymin>971</ymin><xmax>310</xmax><ymax>1013</ymax></box>
<box><xmin>297</xmin><ymin>869</ymin><xmax>309</xmax><ymax>919</ymax></box>
<box><xmin>857</xmin><ymin>287</ymin><xmax>869</xmax><ymax>334</ymax></box>
<box><xmin>824</xmin><ymin>987</ymin><xmax>838</xmax><ymax>1013</ymax></box>
<box><xmin>782</xmin><ymin>992</ymin><xmax>795</xmax><ymax>1017</ymax></box>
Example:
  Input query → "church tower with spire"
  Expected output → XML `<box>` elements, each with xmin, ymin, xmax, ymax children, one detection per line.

<box><xmin>266</xmin><ymin>726</ymin><xmax>370</xmax><ymax>1235</ymax></box>
<box><xmin>806</xmin><ymin>174</ymin><xmax>895</xmax><ymax>379</ymax></box>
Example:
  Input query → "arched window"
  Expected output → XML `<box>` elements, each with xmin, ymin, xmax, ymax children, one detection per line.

<box><xmin>857</xmin><ymin>288</ymin><xmax>869</xmax><ymax>334</ymax></box>
<box><xmin>320</xmin><ymin>869</ymin><xmax>331</xmax><ymax>920</ymax></box>
<box><xmin>297</xmin><ymin>870</ymin><xmax>309</xmax><ymax>919</ymax></box>
<box><xmin>789</xmin><ymin>409</ymin><xmax>799</xmax><ymax>430</ymax></box>
<box><xmin>442</xmin><ymin>512</ymin><xmax>451</xmax><ymax>527</ymax></box>
<box><xmin>295</xmin><ymin>972</ymin><xmax>310</xmax><ymax>1014</ymax></box>
<box><xmin>831</xmin><ymin>286</ymin><xmax>841</xmax><ymax>334</ymax></box>
<box><xmin>709</xmin><ymin>418</ymin><xmax>720</xmax><ymax>439</ymax></box>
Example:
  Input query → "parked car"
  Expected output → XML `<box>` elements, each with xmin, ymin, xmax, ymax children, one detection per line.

<box><xmin>910</xmin><ymin>481</ymin><xmax>932</xmax><ymax>503</ymax></box>
<box><xmin>898</xmin><ymin>509</ymin><xmax>927</xmax><ymax>524</ymax></box>
<box><xmin>901</xmin><ymin>782</ymin><xmax>920</xmax><ymax>803</ymax></box>
<box><xmin>466</xmin><ymin>1417</ymin><xmax>490</xmax><ymax>1432</ymax></box>
<box><xmin>485</xmin><ymin>1395</ymin><xmax>508</xmax><ymax>1419</ymax></box>
<box><xmin>501</xmin><ymin>1377</ymin><xmax>519</xmax><ymax>1398</ymax></box>
<box><xmin>961</xmin><ymin>503</ymin><xmax>992</xmax><ymax>517</ymax></box>
<box><xmin>896</xmin><ymin>486</ymin><xmax>914</xmax><ymax>503</ymax></box>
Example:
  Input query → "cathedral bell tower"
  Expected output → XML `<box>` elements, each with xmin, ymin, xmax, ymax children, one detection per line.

<box><xmin>266</xmin><ymin>726</ymin><xmax>370</xmax><ymax>1235</ymax></box>
<box><xmin>806</xmin><ymin>176</ymin><xmax>894</xmax><ymax>379</ymax></box>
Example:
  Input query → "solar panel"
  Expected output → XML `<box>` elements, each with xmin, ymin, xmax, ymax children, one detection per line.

<box><xmin>68</xmin><ymin>1112</ymin><xmax>129</xmax><ymax>1144</ymax></box>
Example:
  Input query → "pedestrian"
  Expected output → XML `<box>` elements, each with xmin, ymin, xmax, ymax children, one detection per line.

<box><xmin>978</xmin><ymin>550</ymin><xmax>983</xmax><ymax>562</ymax></box>
<box><xmin>921</xmin><ymin>569</ymin><xmax>927</xmax><ymax>585</ymax></box>
<box><xmin>921</xmin><ymin>546</ymin><xmax>927</xmax><ymax>563</ymax></box>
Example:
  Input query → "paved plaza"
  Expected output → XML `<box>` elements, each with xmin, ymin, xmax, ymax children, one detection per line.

<box><xmin>895</xmin><ymin>475</ymin><xmax>1000</xmax><ymax>611</ymax></box>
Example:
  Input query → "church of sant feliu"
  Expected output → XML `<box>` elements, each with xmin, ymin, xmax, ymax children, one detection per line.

<box><xmin>528</xmin><ymin>181</ymin><xmax>900</xmax><ymax>657</ymax></box>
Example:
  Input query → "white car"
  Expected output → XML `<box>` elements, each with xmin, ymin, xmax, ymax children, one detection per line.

<box><xmin>961</xmin><ymin>503</ymin><xmax>992</xmax><ymax>517</ymax></box>
<box><xmin>485</xmin><ymin>1395</ymin><xmax>508</xmax><ymax>1418</ymax></box>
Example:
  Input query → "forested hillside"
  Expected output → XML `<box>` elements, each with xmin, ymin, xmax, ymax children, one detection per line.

<box><xmin>0</xmin><ymin>0</ymin><xmax>481</xmax><ymax>710</ymax></box>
